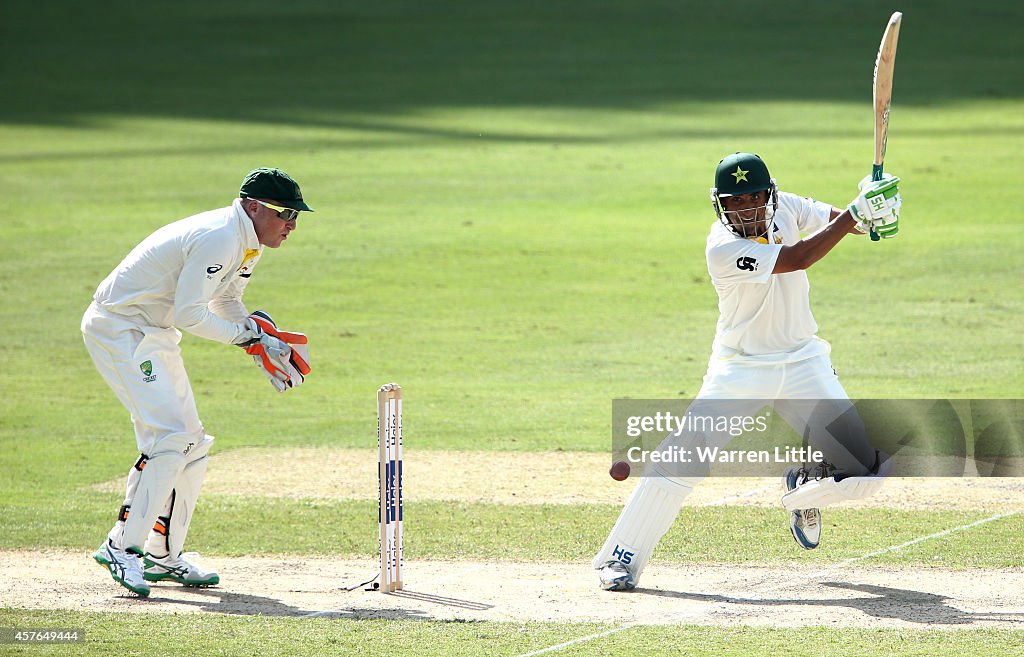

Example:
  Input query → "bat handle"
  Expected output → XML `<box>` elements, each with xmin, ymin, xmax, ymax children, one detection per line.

<box><xmin>869</xmin><ymin>164</ymin><xmax>884</xmax><ymax>241</ymax></box>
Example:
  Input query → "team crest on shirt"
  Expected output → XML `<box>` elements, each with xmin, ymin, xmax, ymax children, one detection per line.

<box><xmin>237</xmin><ymin>248</ymin><xmax>260</xmax><ymax>279</ymax></box>
<box><xmin>140</xmin><ymin>360</ymin><xmax>157</xmax><ymax>383</ymax></box>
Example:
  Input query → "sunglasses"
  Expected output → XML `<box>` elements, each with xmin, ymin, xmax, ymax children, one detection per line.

<box><xmin>251</xmin><ymin>199</ymin><xmax>300</xmax><ymax>221</ymax></box>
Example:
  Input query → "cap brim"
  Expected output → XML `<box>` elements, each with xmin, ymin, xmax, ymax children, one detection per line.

<box><xmin>276</xmin><ymin>200</ymin><xmax>314</xmax><ymax>212</ymax></box>
<box><xmin>716</xmin><ymin>182</ymin><xmax>771</xmax><ymax>198</ymax></box>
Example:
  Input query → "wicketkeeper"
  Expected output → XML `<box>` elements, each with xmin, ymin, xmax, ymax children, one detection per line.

<box><xmin>594</xmin><ymin>152</ymin><xmax>901</xmax><ymax>591</ymax></box>
<box><xmin>82</xmin><ymin>168</ymin><xmax>314</xmax><ymax>597</ymax></box>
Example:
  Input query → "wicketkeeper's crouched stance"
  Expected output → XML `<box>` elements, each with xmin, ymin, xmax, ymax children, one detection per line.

<box><xmin>594</xmin><ymin>153</ymin><xmax>901</xmax><ymax>591</ymax></box>
<box><xmin>82</xmin><ymin>168</ymin><xmax>313</xmax><ymax>597</ymax></box>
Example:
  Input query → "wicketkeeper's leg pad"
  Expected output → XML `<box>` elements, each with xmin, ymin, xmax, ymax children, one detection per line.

<box><xmin>144</xmin><ymin>435</ymin><xmax>213</xmax><ymax>558</ymax></box>
<box><xmin>106</xmin><ymin>453</ymin><xmax>149</xmax><ymax>545</ymax></box>
<box><xmin>119</xmin><ymin>431</ymin><xmax>205</xmax><ymax>552</ymax></box>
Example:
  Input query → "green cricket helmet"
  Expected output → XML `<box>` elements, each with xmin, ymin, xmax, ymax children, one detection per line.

<box><xmin>710</xmin><ymin>152</ymin><xmax>778</xmax><ymax>239</ymax></box>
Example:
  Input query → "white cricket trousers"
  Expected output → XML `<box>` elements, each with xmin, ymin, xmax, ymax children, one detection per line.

<box><xmin>81</xmin><ymin>301</ymin><xmax>204</xmax><ymax>455</ymax></box>
<box><xmin>81</xmin><ymin>302</ymin><xmax>211</xmax><ymax>555</ymax></box>
<box><xmin>685</xmin><ymin>347</ymin><xmax>875</xmax><ymax>476</ymax></box>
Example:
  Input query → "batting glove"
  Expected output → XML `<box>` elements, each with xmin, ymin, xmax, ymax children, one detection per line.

<box><xmin>849</xmin><ymin>174</ymin><xmax>901</xmax><ymax>238</ymax></box>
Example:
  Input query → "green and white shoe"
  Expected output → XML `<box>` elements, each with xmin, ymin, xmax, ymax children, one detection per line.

<box><xmin>94</xmin><ymin>540</ymin><xmax>150</xmax><ymax>597</ymax></box>
<box><xmin>143</xmin><ymin>552</ymin><xmax>220</xmax><ymax>587</ymax></box>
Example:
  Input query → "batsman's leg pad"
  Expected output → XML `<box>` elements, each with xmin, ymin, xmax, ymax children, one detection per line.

<box><xmin>592</xmin><ymin>475</ymin><xmax>698</xmax><ymax>579</ymax></box>
<box><xmin>781</xmin><ymin>453</ymin><xmax>891</xmax><ymax>512</ymax></box>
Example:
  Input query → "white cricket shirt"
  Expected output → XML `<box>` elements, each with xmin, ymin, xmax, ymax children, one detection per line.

<box><xmin>705</xmin><ymin>192</ymin><xmax>833</xmax><ymax>360</ymax></box>
<box><xmin>93</xmin><ymin>199</ymin><xmax>262</xmax><ymax>344</ymax></box>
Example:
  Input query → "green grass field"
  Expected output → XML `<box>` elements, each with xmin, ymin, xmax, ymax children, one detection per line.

<box><xmin>2</xmin><ymin>0</ymin><xmax>1022</xmax><ymax>655</ymax></box>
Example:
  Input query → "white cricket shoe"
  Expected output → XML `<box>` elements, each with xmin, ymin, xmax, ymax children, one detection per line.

<box><xmin>597</xmin><ymin>560</ymin><xmax>636</xmax><ymax>591</ymax></box>
<box><xmin>784</xmin><ymin>468</ymin><xmax>821</xmax><ymax>550</ymax></box>
<box><xmin>93</xmin><ymin>539</ymin><xmax>150</xmax><ymax>597</ymax></box>
<box><xmin>144</xmin><ymin>552</ymin><xmax>220</xmax><ymax>587</ymax></box>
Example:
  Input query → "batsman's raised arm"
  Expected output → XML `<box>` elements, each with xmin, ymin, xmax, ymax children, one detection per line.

<box><xmin>771</xmin><ymin>208</ymin><xmax>857</xmax><ymax>274</ymax></box>
<box><xmin>774</xmin><ymin>178</ymin><xmax>901</xmax><ymax>273</ymax></box>
<box><xmin>709</xmin><ymin>153</ymin><xmax>901</xmax><ymax>276</ymax></box>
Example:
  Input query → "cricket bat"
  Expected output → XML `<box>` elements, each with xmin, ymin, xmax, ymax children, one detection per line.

<box><xmin>869</xmin><ymin>11</ymin><xmax>902</xmax><ymax>241</ymax></box>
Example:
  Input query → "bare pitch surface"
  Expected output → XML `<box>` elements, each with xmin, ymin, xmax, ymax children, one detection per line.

<box><xmin>3</xmin><ymin>551</ymin><xmax>1023</xmax><ymax>628</ymax></box>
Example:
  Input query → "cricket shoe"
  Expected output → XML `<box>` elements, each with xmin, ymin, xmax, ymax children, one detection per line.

<box><xmin>144</xmin><ymin>552</ymin><xmax>220</xmax><ymax>587</ymax></box>
<box><xmin>93</xmin><ymin>539</ymin><xmax>150</xmax><ymax>597</ymax></box>
<box><xmin>784</xmin><ymin>467</ymin><xmax>821</xmax><ymax>550</ymax></box>
<box><xmin>597</xmin><ymin>560</ymin><xmax>636</xmax><ymax>591</ymax></box>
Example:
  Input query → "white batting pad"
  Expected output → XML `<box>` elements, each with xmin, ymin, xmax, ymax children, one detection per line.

<box><xmin>781</xmin><ymin>458</ymin><xmax>891</xmax><ymax>512</ymax></box>
<box><xmin>592</xmin><ymin>475</ymin><xmax>697</xmax><ymax>580</ymax></box>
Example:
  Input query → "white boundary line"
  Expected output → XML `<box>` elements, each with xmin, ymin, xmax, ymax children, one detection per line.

<box><xmin>513</xmin><ymin>624</ymin><xmax>636</xmax><ymax>657</ymax></box>
<box><xmin>512</xmin><ymin>509</ymin><xmax>1019</xmax><ymax>657</ymax></box>
<box><xmin>828</xmin><ymin>510</ymin><xmax>1018</xmax><ymax>570</ymax></box>
<box><xmin>738</xmin><ymin>510</ymin><xmax>1021</xmax><ymax>603</ymax></box>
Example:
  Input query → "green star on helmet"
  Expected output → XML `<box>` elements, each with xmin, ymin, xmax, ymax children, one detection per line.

<box><xmin>714</xmin><ymin>153</ymin><xmax>772</xmax><ymax>196</ymax></box>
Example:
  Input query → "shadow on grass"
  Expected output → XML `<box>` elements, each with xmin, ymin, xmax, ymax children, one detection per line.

<box><xmin>3</xmin><ymin>0</ymin><xmax>1022</xmax><ymax>132</ymax></box>
<box><xmin>141</xmin><ymin>586</ymin><xmax>492</xmax><ymax>619</ymax></box>
<box><xmin>141</xmin><ymin>587</ymin><xmax>432</xmax><ymax>620</ymax></box>
<box><xmin>643</xmin><ymin>581</ymin><xmax>1024</xmax><ymax>625</ymax></box>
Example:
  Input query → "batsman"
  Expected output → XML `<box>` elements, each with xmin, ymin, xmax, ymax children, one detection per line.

<box><xmin>594</xmin><ymin>152</ymin><xmax>902</xmax><ymax>591</ymax></box>
<box><xmin>82</xmin><ymin>168</ymin><xmax>313</xmax><ymax>597</ymax></box>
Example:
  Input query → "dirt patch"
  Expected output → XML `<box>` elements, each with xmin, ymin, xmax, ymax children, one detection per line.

<box><xmin>91</xmin><ymin>447</ymin><xmax>1024</xmax><ymax>510</ymax></box>
<box><xmin>3</xmin><ymin>550</ymin><xmax>1023</xmax><ymax>628</ymax></box>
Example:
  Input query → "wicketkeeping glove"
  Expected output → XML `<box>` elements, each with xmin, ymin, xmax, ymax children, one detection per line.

<box><xmin>236</xmin><ymin>311</ymin><xmax>312</xmax><ymax>392</ymax></box>
<box><xmin>849</xmin><ymin>174</ymin><xmax>901</xmax><ymax>239</ymax></box>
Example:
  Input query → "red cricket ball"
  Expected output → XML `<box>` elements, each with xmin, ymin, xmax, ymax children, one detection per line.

<box><xmin>609</xmin><ymin>460</ymin><xmax>630</xmax><ymax>481</ymax></box>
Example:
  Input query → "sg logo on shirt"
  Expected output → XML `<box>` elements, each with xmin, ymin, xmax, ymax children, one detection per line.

<box><xmin>736</xmin><ymin>256</ymin><xmax>758</xmax><ymax>271</ymax></box>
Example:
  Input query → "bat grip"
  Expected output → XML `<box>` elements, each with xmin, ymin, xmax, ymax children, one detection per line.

<box><xmin>869</xmin><ymin>164</ymin><xmax>884</xmax><ymax>241</ymax></box>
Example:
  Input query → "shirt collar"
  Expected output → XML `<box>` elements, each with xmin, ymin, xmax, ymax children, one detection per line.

<box><xmin>232</xmin><ymin>198</ymin><xmax>262</xmax><ymax>252</ymax></box>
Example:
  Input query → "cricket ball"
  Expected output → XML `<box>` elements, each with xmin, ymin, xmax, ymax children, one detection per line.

<box><xmin>609</xmin><ymin>460</ymin><xmax>630</xmax><ymax>481</ymax></box>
